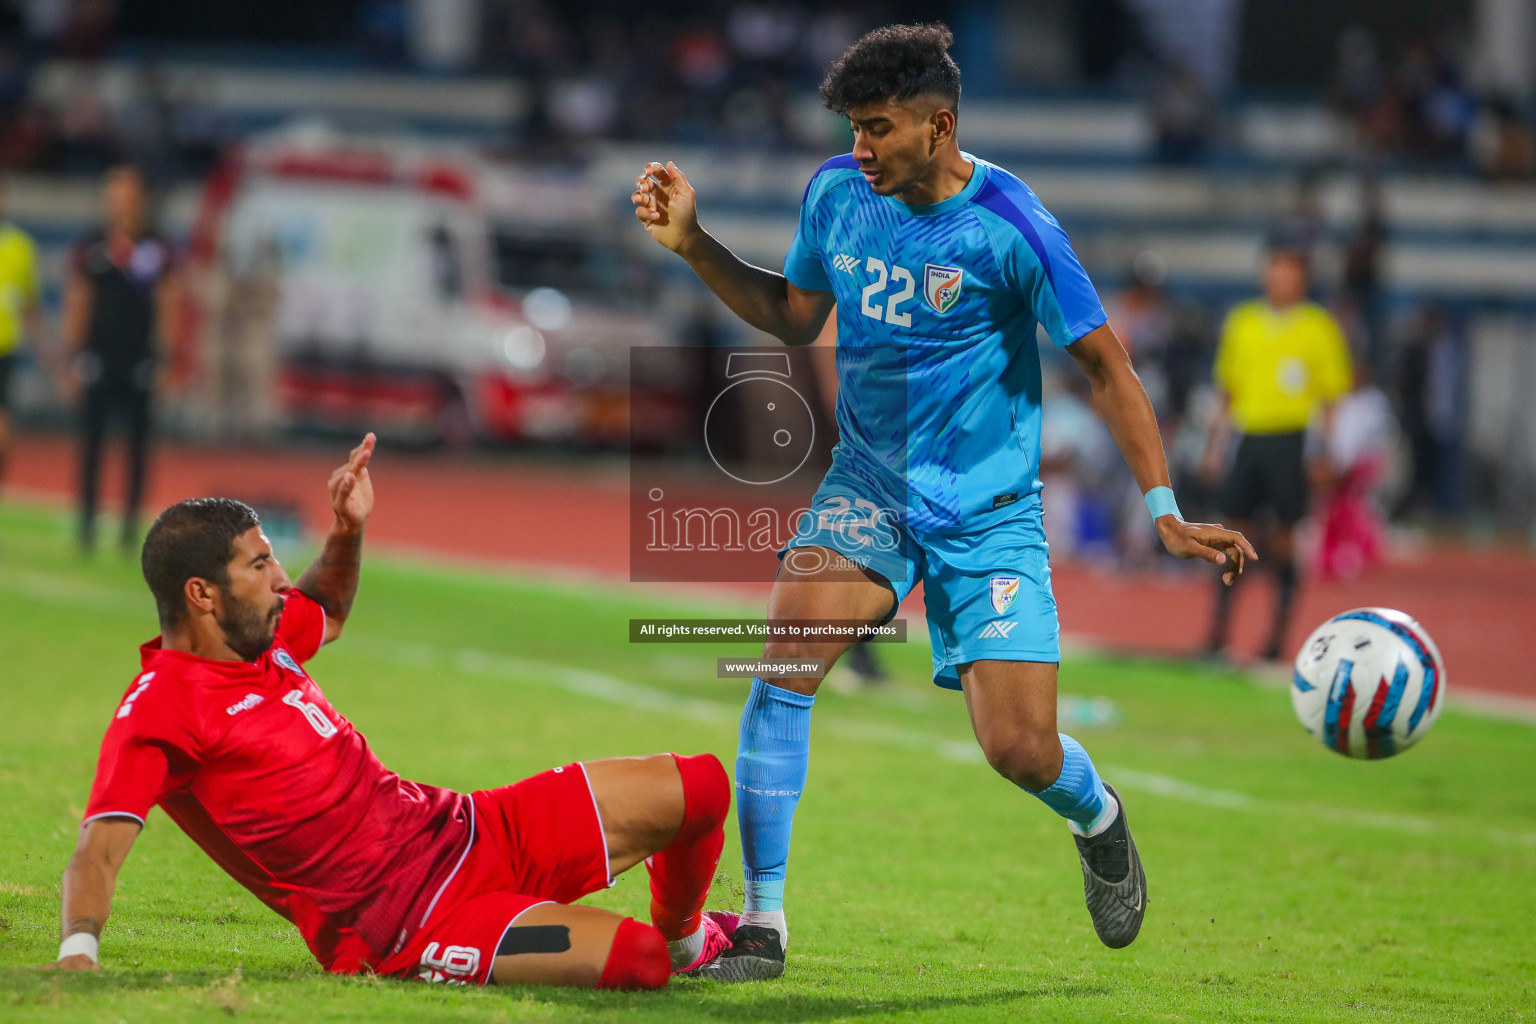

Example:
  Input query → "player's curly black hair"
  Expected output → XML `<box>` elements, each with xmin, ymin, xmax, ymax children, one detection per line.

<box><xmin>142</xmin><ymin>497</ymin><xmax>262</xmax><ymax>626</ymax></box>
<box><xmin>819</xmin><ymin>23</ymin><xmax>961</xmax><ymax>117</ymax></box>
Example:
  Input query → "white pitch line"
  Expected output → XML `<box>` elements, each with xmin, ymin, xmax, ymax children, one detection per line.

<box><xmin>2</xmin><ymin>561</ymin><xmax>1531</xmax><ymax>846</ymax></box>
<box><xmin>338</xmin><ymin>637</ymin><xmax>1536</xmax><ymax>848</ymax></box>
<box><xmin>1</xmin><ymin>562</ymin><xmax>1528</xmax><ymax>846</ymax></box>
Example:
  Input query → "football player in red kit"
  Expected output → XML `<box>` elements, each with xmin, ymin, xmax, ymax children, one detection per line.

<box><xmin>44</xmin><ymin>434</ymin><xmax>733</xmax><ymax>988</ymax></box>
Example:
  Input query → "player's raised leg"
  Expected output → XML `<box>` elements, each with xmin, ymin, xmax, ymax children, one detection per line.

<box><xmin>583</xmin><ymin>753</ymin><xmax>733</xmax><ymax>973</ymax></box>
<box><xmin>960</xmin><ymin>660</ymin><xmax>1146</xmax><ymax>948</ymax></box>
<box><xmin>698</xmin><ymin>549</ymin><xmax>896</xmax><ymax>981</ymax></box>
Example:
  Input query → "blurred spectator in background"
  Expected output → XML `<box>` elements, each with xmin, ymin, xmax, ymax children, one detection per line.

<box><xmin>1340</xmin><ymin>176</ymin><xmax>1387</xmax><ymax>373</ymax></box>
<box><xmin>116</xmin><ymin>62</ymin><xmax>174</xmax><ymax>182</ymax></box>
<box><xmin>1150</xmin><ymin>67</ymin><xmax>1216</xmax><ymax>165</ymax></box>
<box><xmin>63</xmin><ymin>164</ymin><xmax>181</xmax><ymax>553</ymax></box>
<box><xmin>55</xmin><ymin>66</ymin><xmax>114</xmax><ymax>175</ymax></box>
<box><xmin>1109</xmin><ymin>251</ymin><xmax>1174</xmax><ymax>418</ymax></box>
<box><xmin>1107</xmin><ymin>251</ymin><xmax>1180</xmax><ymax>566</ymax></box>
<box><xmin>201</xmin><ymin>233</ymin><xmax>280</xmax><ymax>442</ymax></box>
<box><xmin>1040</xmin><ymin>365</ymin><xmax>1121</xmax><ymax>562</ymax></box>
<box><xmin>358</xmin><ymin>0</ymin><xmax>411</xmax><ymax>67</ymax></box>
<box><xmin>1201</xmin><ymin>247</ymin><xmax>1351</xmax><ymax>661</ymax></box>
<box><xmin>1273</xmin><ymin>171</ymin><xmax>1326</xmax><ymax>255</ymax></box>
<box><xmin>1393</xmin><ymin>306</ymin><xmax>1469</xmax><ymax>520</ymax></box>
<box><xmin>0</xmin><ymin>174</ymin><xmax>42</xmax><ymax>495</ymax></box>
<box><xmin>1469</xmin><ymin>97</ymin><xmax>1536</xmax><ymax>182</ymax></box>
<box><xmin>54</xmin><ymin>0</ymin><xmax>119</xmax><ymax>61</ymax></box>
<box><xmin>1326</xmin><ymin>27</ymin><xmax>1388</xmax><ymax>133</ymax></box>
<box><xmin>1310</xmin><ymin>360</ymin><xmax>1397</xmax><ymax>581</ymax></box>
<box><xmin>1110</xmin><ymin>252</ymin><xmax>1214</xmax><ymax>526</ymax></box>
<box><xmin>1396</xmin><ymin>38</ymin><xmax>1475</xmax><ymax>168</ymax></box>
<box><xmin>1326</xmin><ymin>26</ymin><xmax>1532</xmax><ymax>178</ymax></box>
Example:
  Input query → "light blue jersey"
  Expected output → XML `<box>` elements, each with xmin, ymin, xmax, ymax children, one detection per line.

<box><xmin>784</xmin><ymin>153</ymin><xmax>1107</xmax><ymax>532</ymax></box>
<box><xmin>737</xmin><ymin>154</ymin><xmax>1119</xmax><ymax>929</ymax></box>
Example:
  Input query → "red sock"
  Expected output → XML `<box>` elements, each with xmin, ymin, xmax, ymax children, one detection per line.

<box><xmin>597</xmin><ymin>917</ymin><xmax>669</xmax><ymax>990</ymax></box>
<box><xmin>647</xmin><ymin>752</ymin><xmax>729</xmax><ymax>941</ymax></box>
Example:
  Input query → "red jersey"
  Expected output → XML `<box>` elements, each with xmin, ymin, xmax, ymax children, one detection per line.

<box><xmin>85</xmin><ymin>591</ymin><xmax>473</xmax><ymax>970</ymax></box>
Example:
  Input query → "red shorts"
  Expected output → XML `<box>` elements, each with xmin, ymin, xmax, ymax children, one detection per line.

<box><xmin>372</xmin><ymin>762</ymin><xmax>614</xmax><ymax>985</ymax></box>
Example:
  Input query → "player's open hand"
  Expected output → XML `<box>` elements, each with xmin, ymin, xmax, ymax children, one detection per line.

<box><xmin>38</xmin><ymin>954</ymin><xmax>101</xmax><ymax>971</ymax></box>
<box><xmin>328</xmin><ymin>433</ymin><xmax>375</xmax><ymax>534</ymax></box>
<box><xmin>632</xmin><ymin>161</ymin><xmax>699</xmax><ymax>254</ymax></box>
<box><xmin>1156</xmin><ymin>518</ymin><xmax>1258</xmax><ymax>586</ymax></box>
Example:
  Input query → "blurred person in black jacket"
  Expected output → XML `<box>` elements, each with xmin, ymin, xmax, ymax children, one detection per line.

<box><xmin>61</xmin><ymin>165</ymin><xmax>182</xmax><ymax>553</ymax></box>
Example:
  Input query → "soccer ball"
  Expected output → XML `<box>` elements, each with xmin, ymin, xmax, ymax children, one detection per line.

<box><xmin>1291</xmin><ymin>608</ymin><xmax>1446</xmax><ymax>759</ymax></box>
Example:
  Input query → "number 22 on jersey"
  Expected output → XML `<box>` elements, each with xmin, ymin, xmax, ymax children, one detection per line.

<box><xmin>860</xmin><ymin>258</ymin><xmax>915</xmax><ymax>327</ymax></box>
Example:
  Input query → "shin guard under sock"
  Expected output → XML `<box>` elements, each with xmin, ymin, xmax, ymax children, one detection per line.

<box><xmin>736</xmin><ymin>678</ymin><xmax>814</xmax><ymax>916</ymax></box>
<box><xmin>648</xmin><ymin>752</ymin><xmax>729</xmax><ymax>942</ymax></box>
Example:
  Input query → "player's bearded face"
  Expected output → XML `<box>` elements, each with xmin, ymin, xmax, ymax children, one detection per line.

<box><xmin>214</xmin><ymin>529</ymin><xmax>289</xmax><ymax>661</ymax></box>
<box><xmin>217</xmin><ymin>585</ymin><xmax>283</xmax><ymax>661</ymax></box>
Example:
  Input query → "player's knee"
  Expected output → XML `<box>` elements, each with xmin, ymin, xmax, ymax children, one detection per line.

<box><xmin>671</xmin><ymin>751</ymin><xmax>730</xmax><ymax>841</ymax></box>
<box><xmin>754</xmin><ymin>644</ymin><xmax>829</xmax><ymax>693</ymax></box>
<box><xmin>761</xmin><ymin>638</ymin><xmax>808</xmax><ymax>661</ymax></box>
<box><xmin>597</xmin><ymin>917</ymin><xmax>669</xmax><ymax>990</ymax></box>
<box><xmin>979</xmin><ymin>727</ymin><xmax>1061</xmax><ymax>791</ymax></box>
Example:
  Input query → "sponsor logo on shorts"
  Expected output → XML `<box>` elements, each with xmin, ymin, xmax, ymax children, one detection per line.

<box><xmin>273</xmin><ymin>649</ymin><xmax>305</xmax><ymax>676</ymax></box>
<box><xmin>990</xmin><ymin>576</ymin><xmax>1020</xmax><ymax>615</ymax></box>
<box><xmin>832</xmin><ymin>253</ymin><xmax>860</xmax><ymax>273</ymax></box>
<box><xmin>225</xmin><ymin>693</ymin><xmax>265</xmax><ymax>716</ymax></box>
<box><xmin>418</xmin><ymin>942</ymin><xmax>482</xmax><ymax>984</ymax></box>
<box><xmin>978</xmin><ymin>621</ymin><xmax>1018</xmax><ymax>639</ymax></box>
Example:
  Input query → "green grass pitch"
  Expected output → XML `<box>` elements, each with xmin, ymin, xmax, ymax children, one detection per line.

<box><xmin>0</xmin><ymin>501</ymin><xmax>1532</xmax><ymax>1023</ymax></box>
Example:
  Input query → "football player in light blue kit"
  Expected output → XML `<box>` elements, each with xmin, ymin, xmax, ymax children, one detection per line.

<box><xmin>632</xmin><ymin>23</ymin><xmax>1257</xmax><ymax>981</ymax></box>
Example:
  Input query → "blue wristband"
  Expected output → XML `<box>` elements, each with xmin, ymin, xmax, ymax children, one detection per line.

<box><xmin>1144</xmin><ymin>486</ymin><xmax>1182</xmax><ymax>522</ymax></box>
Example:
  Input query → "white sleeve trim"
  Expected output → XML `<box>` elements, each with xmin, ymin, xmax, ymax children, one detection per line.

<box><xmin>81</xmin><ymin>811</ymin><xmax>146</xmax><ymax>828</ymax></box>
<box><xmin>576</xmin><ymin>762</ymin><xmax>617</xmax><ymax>887</ymax></box>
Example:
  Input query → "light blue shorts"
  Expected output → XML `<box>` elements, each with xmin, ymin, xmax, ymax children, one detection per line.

<box><xmin>781</xmin><ymin>460</ymin><xmax>1060</xmax><ymax>690</ymax></box>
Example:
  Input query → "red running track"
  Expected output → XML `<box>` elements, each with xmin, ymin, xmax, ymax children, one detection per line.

<box><xmin>7</xmin><ymin>432</ymin><xmax>1534</xmax><ymax>704</ymax></box>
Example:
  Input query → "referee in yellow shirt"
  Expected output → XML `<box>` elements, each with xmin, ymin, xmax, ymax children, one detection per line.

<box><xmin>1201</xmin><ymin>246</ymin><xmax>1351</xmax><ymax>661</ymax></box>
<box><xmin>0</xmin><ymin>176</ymin><xmax>43</xmax><ymax>495</ymax></box>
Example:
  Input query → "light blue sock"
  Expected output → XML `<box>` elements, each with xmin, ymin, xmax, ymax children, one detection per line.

<box><xmin>736</xmin><ymin>677</ymin><xmax>815</xmax><ymax>914</ymax></box>
<box><xmin>1025</xmin><ymin>733</ymin><xmax>1113</xmax><ymax>834</ymax></box>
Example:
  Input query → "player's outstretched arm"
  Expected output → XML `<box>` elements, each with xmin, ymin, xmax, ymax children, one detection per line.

<box><xmin>1068</xmin><ymin>324</ymin><xmax>1258</xmax><ymax>586</ymax></box>
<box><xmin>41</xmin><ymin>817</ymin><xmax>140</xmax><ymax>970</ymax></box>
<box><xmin>296</xmin><ymin>433</ymin><xmax>375</xmax><ymax>645</ymax></box>
<box><xmin>632</xmin><ymin>161</ymin><xmax>833</xmax><ymax>346</ymax></box>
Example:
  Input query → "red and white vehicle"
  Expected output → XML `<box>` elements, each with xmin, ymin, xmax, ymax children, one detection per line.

<box><xmin>190</xmin><ymin>123</ymin><xmax>679</xmax><ymax>446</ymax></box>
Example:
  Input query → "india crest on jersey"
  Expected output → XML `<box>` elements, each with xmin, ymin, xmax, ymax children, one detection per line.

<box><xmin>924</xmin><ymin>264</ymin><xmax>964</xmax><ymax>314</ymax></box>
<box><xmin>990</xmin><ymin>575</ymin><xmax>1020</xmax><ymax>615</ymax></box>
